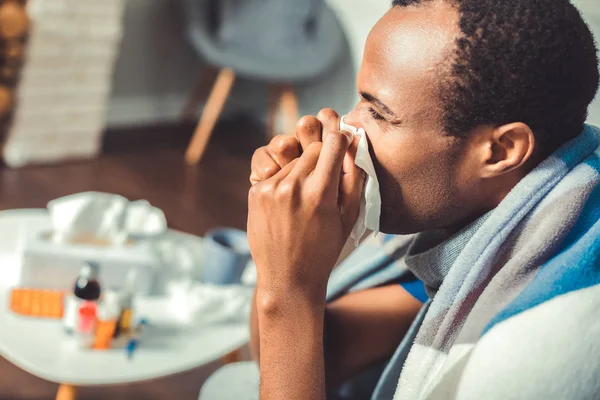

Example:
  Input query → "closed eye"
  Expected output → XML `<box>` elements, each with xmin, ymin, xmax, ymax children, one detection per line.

<box><xmin>368</xmin><ymin>107</ymin><xmax>385</xmax><ymax>121</ymax></box>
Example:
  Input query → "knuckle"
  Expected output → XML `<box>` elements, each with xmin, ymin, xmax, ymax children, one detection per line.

<box><xmin>275</xmin><ymin>136</ymin><xmax>299</xmax><ymax>157</ymax></box>
<box><xmin>269</xmin><ymin>134</ymin><xmax>284</xmax><ymax>146</ymax></box>
<box><xmin>261</xmin><ymin>164</ymin><xmax>278</xmax><ymax>178</ymax></box>
<box><xmin>251</xmin><ymin>147</ymin><xmax>268</xmax><ymax>166</ymax></box>
<box><xmin>269</xmin><ymin>135</ymin><xmax>290</xmax><ymax>150</ymax></box>
<box><xmin>251</xmin><ymin>148</ymin><xmax>278</xmax><ymax>180</ymax></box>
<box><xmin>249</xmin><ymin>181</ymin><xmax>275</xmax><ymax>204</ymax></box>
<box><xmin>297</xmin><ymin>115</ymin><xmax>321</xmax><ymax>132</ymax></box>
<box><xmin>259</xmin><ymin>181</ymin><xmax>276</xmax><ymax>197</ymax></box>
<box><xmin>249</xmin><ymin>173</ymin><xmax>259</xmax><ymax>185</ymax></box>
<box><xmin>251</xmin><ymin>146</ymin><xmax>268</xmax><ymax>162</ymax></box>
<box><xmin>317</xmin><ymin>108</ymin><xmax>339</xmax><ymax>122</ymax></box>
<box><xmin>275</xmin><ymin>181</ymin><xmax>297</xmax><ymax>201</ymax></box>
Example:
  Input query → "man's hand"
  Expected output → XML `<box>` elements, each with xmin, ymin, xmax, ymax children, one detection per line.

<box><xmin>248</xmin><ymin>108</ymin><xmax>355</xmax><ymax>297</ymax></box>
<box><xmin>247</xmin><ymin>108</ymin><xmax>343</xmax><ymax>362</ymax></box>
<box><xmin>250</xmin><ymin>109</ymin><xmax>341</xmax><ymax>185</ymax></box>
<box><xmin>247</xmin><ymin>109</ymin><xmax>365</xmax><ymax>399</ymax></box>
<box><xmin>248</xmin><ymin>128</ymin><xmax>364</xmax><ymax>301</ymax></box>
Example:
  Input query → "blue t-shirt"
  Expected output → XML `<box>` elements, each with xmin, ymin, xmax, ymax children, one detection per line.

<box><xmin>400</xmin><ymin>276</ymin><xmax>428</xmax><ymax>303</ymax></box>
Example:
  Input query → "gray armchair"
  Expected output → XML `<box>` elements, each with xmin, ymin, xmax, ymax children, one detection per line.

<box><xmin>181</xmin><ymin>0</ymin><xmax>347</xmax><ymax>164</ymax></box>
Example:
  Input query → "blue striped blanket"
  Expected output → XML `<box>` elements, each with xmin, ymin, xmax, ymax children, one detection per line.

<box><xmin>326</xmin><ymin>124</ymin><xmax>600</xmax><ymax>399</ymax></box>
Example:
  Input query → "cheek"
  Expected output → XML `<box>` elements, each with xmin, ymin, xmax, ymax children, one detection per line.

<box><xmin>369</xmin><ymin>132</ymin><xmax>434</xmax><ymax>205</ymax></box>
<box><xmin>370</xmin><ymin>131</ymin><xmax>432</xmax><ymax>177</ymax></box>
<box><xmin>370</xmin><ymin>133</ymin><xmax>463</xmax><ymax>231</ymax></box>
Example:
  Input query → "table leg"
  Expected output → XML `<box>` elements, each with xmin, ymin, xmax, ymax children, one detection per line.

<box><xmin>56</xmin><ymin>383</ymin><xmax>77</xmax><ymax>400</ymax></box>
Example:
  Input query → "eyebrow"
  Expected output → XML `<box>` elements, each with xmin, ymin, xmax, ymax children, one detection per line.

<box><xmin>360</xmin><ymin>91</ymin><xmax>400</xmax><ymax>120</ymax></box>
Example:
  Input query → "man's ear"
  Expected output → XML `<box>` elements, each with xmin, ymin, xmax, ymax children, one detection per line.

<box><xmin>480</xmin><ymin>123</ymin><xmax>535</xmax><ymax>178</ymax></box>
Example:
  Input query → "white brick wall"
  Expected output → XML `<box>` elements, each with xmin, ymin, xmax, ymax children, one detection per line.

<box><xmin>2</xmin><ymin>0</ymin><xmax>125</xmax><ymax>167</ymax></box>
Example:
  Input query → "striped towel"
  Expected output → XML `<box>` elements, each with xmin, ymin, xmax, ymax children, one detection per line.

<box><xmin>327</xmin><ymin>124</ymin><xmax>600</xmax><ymax>399</ymax></box>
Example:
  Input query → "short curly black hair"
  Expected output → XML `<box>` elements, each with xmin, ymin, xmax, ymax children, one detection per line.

<box><xmin>392</xmin><ymin>0</ymin><xmax>599</xmax><ymax>154</ymax></box>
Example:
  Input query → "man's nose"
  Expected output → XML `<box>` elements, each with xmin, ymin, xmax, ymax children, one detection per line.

<box><xmin>343</xmin><ymin>107</ymin><xmax>362</xmax><ymax>128</ymax></box>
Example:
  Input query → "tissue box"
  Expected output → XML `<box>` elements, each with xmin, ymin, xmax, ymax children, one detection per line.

<box><xmin>20</xmin><ymin>231</ymin><xmax>160</xmax><ymax>295</ymax></box>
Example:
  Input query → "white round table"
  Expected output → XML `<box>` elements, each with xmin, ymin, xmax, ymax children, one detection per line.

<box><xmin>0</xmin><ymin>209</ymin><xmax>249</xmax><ymax>399</ymax></box>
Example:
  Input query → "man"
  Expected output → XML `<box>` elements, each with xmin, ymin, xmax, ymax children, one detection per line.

<box><xmin>200</xmin><ymin>0</ymin><xmax>600</xmax><ymax>399</ymax></box>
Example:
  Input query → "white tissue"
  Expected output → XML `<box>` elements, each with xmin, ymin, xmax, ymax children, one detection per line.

<box><xmin>47</xmin><ymin>191</ymin><xmax>167</xmax><ymax>245</ymax></box>
<box><xmin>339</xmin><ymin>117</ymin><xmax>381</xmax><ymax>245</ymax></box>
<box><xmin>166</xmin><ymin>280</ymin><xmax>253</xmax><ymax>325</ymax></box>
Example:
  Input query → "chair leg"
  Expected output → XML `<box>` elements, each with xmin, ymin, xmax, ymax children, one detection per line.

<box><xmin>266</xmin><ymin>84</ymin><xmax>298</xmax><ymax>139</ymax></box>
<box><xmin>266</xmin><ymin>84</ymin><xmax>283</xmax><ymax>139</ymax></box>
<box><xmin>280</xmin><ymin>85</ymin><xmax>298</xmax><ymax>136</ymax></box>
<box><xmin>185</xmin><ymin>68</ymin><xmax>236</xmax><ymax>165</ymax></box>
<box><xmin>180</xmin><ymin>65</ymin><xmax>218</xmax><ymax>121</ymax></box>
<box><xmin>56</xmin><ymin>384</ymin><xmax>77</xmax><ymax>400</ymax></box>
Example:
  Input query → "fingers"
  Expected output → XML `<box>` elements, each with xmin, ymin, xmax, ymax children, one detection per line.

<box><xmin>317</xmin><ymin>108</ymin><xmax>340</xmax><ymax>140</ymax></box>
<box><xmin>250</xmin><ymin>148</ymin><xmax>280</xmax><ymax>185</ymax></box>
<box><xmin>254</xmin><ymin>140</ymin><xmax>320</xmax><ymax>192</ymax></box>
<box><xmin>267</xmin><ymin>135</ymin><xmax>301</xmax><ymax>167</ymax></box>
<box><xmin>340</xmin><ymin>172</ymin><xmax>365</xmax><ymax>236</ymax></box>
<box><xmin>314</xmin><ymin>130</ymin><xmax>353</xmax><ymax>190</ymax></box>
<box><xmin>339</xmin><ymin>138</ymin><xmax>366</xmax><ymax>235</ymax></box>
<box><xmin>286</xmin><ymin>130</ymin><xmax>354</xmax><ymax>197</ymax></box>
<box><xmin>342</xmin><ymin>134</ymin><xmax>360</xmax><ymax>175</ymax></box>
<box><xmin>287</xmin><ymin>141</ymin><xmax>323</xmax><ymax>180</ymax></box>
<box><xmin>296</xmin><ymin>116</ymin><xmax>322</xmax><ymax>151</ymax></box>
<box><xmin>289</xmin><ymin>109</ymin><xmax>345</xmax><ymax>184</ymax></box>
<box><xmin>269</xmin><ymin>157</ymin><xmax>299</xmax><ymax>185</ymax></box>
<box><xmin>251</xmin><ymin>128</ymin><xmax>364</xmax><ymax>233</ymax></box>
<box><xmin>250</xmin><ymin>136</ymin><xmax>300</xmax><ymax>185</ymax></box>
<box><xmin>295</xmin><ymin>109</ymin><xmax>341</xmax><ymax>151</ymax></box>
<box><xmin>249</xmin><ymin>158</ymin><xmax>300</xmax><ymax>206</ymax></box>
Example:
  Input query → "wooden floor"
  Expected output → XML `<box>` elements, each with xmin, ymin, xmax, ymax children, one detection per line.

<box><xmin>0</xmin><ymin>118</ymin><xmax>264</xmax><ymax>399</ymax></box>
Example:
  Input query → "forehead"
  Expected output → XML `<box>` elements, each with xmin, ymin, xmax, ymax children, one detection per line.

<box><xmin>359</xmin><ymin>4</ymin><xmax>459</xmax><ymax>118</ymax></box>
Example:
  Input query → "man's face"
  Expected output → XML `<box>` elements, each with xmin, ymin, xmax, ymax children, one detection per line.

<box><xmin>344</xmin><ymin>4</ymin><xmax>480</xmax><ymax>234</ymax></box>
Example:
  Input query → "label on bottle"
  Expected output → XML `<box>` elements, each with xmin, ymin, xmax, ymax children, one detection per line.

<box><xmin>63</xmin><ymin>295</ymin><xmax>81</xmax><ymax>333</ymax></box>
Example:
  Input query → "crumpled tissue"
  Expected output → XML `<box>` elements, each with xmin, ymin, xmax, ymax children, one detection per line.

<box><xmin>47</xmin><ymin>191</ymin><xmax>167</xmax><ymax>245</ymax></box>
<box><xmin>339</xmin><ymin>117</ymin><xmax>381</xmax><ymax>244</ymax></box>
<box><xmin>166</xmin><ymin>280</ymin><xmax>253</xmax><ymax>326</ymax></box>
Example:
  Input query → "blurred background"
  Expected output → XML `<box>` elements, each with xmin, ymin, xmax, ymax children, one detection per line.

<box><xmin>0</xmin><ymin>0</ymin><xmax>598</xmax><ymax>399</ymax></box>
<box><xmin>0</xmin><ymin>0</ymin><xmax>392</xmax><ymax>234</ymax></box>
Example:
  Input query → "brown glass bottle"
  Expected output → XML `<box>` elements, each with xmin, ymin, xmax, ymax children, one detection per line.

<box><xmin>63</xmin><ymin>261</ymin><xmax>102</xmax><ymax>334</ymax></box>
<box><xmin>73</xmin><ymin>261</ymin><xmax>101</xmax><ymax>301</ymax></box>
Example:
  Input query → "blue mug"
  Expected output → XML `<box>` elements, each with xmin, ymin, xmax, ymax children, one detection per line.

<box><xmin>200</xmin><ymin>228</ymin><xmax>251</xmax><ymax>285</ymax></box>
